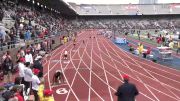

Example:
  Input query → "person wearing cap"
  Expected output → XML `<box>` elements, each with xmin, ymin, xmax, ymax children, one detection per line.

<box><xmin>33</xmin><ymin>55</ymin><xmax>43</xmax><ymax>78</ymax></box>
<box><xmin>18</xmin><ymin>57</ymin><xmax>26</xmax><ymax>84</ymax></box>
<box><xmin>115</xmin><ymin>75</ymin><xmax>139</xmax><ymax>101</ymax></box>
<box><xmin>43</xmin><ymin>89</ymin><xmax>54</xmax><ymax>101</ymax></box>
<box><xmin>32</xmin><ymin>69</ymin><xmax>41</xmax><ymax>101</ymax></box>
<box><xmin>25</xmin><ymin>49</ymin><xmax>33</xmax><ymax>65</ymax></box>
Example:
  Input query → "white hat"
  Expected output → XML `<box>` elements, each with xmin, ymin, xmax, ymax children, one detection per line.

<box><xmin>35</xmin><ymin>56</ymin><xmax>42</xmax><ymax>60</ymax></box>
<box><xmin>56</xmin><ymin>70</ymin><xmax>62</xmax><ymax>73</ymax></box>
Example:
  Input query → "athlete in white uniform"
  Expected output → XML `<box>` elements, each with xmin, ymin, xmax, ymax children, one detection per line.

<box><xmin>64</xmin><ymin>51</ymin><xmax>68</xmax><ymax>60</ymax></box>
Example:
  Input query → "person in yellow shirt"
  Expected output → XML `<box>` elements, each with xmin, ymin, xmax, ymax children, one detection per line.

<box><xmin>138</xmin><ymin>43</ymin><xmax>144</xmax><ymax>55</ymax></box>
<box><xmin>177</xmin><ymin>41</ymin><xmax>180</xmax><ymax>54</ymax></box>
<box><xmin>64</xmin><ymin>36</ymin><xmax>67</xmax><ymax>44</ymax></box>
<box><xmin>38</xmin><ymin>84</ymin><xmax>44</xmax><ymax>101</ymax></box>
<box><xmin>169</xmin><ymin>41</ymin><xmax>174</xmax><ymax>49</ymax></box>
<box><xmin>43</xmin><ymin>89</ymin><xmax>54</xmax><ymax>101</ymax></box>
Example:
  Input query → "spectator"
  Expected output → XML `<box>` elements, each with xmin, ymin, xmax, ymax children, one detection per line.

<box><xmin>2</xmin><ymin>55</ymin><xmax>13</xmax><ymax>83</ymax></box>
<box><xmin>0</xmin><ymin>27</ymin><xmax>6</xmax><ymax>50</ymax></box>
<box><xmin>0</xmin><ymin>27</ymin><xmax>6</xmax><ymax>42</ymax></box>
<box><xmin>20</xmin><ymin>47</ymin><xmax>25</xmax><ymax>58</ymax></box>
<box><xmin>24</xmin><ymin>30</ymin><xmax>31</xmax><ymax>41</ymax></box>
<box><xmin>16</xmin><ymin>50</ymin><xmax>21</xmax><ymax>63</ymax></box>
<box><xmin>32</xmin><ymin>69</ymin><xmax>41</xmax><ymax>101</ymax></box>
<box><xmin>11</xmin><ymin>86</ymin><xmax>24</xmax><ymax>101</ymax></box>
<box><xmin>115</xmin><ymin>75</ymin><xmax>139</xmax><ymax>101</ymax></box>
<box><xmin>24</xmin><ymin>62</ymin><xmax>33</xmax><ymax>95</ymax></box>
<box><xmin>2</xmin><ymin>51</ymin><xmax>12</xmax><ymax>62</ymax></box>
<box><xmin>25</xmin><ymin>50</ymin><xmax>33</xmax><ymax>65</ymax></box>
<box><xmin>177</xmin><ymin>41</ymin><xmax>180</xmax><ymax>54</ymax></box>
<box><xmin>43</xmin><ymin>89</ymin><xmax>54</xmax><ymax>101</ymax></box>
<box><xmin>33</xmin><ymin>55</ymin><xmax>43</xmax><ymax>77</ymax></box>
<box><xmin>14</xmin><ymin>77</ymin><xmax>25</xmax><ymax>97</ymax></box>
<box><xmin>18</xmin><ymin>57</ymin><xmax>26</xmax><ymax>84</ymax></box>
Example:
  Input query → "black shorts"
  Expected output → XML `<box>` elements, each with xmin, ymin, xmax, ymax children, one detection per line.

<box><xmin>64</xmin><ymin>54</ymin><xmax>67</xmax><ymax>57</ymax></box>
<box><xmin>3</xmin><ymin>70</ymin><xmax>12</xmax><ymax>75</ymax></box>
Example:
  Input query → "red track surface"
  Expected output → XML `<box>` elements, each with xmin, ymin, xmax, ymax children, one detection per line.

<box><xmin>43</xmin><ymin>30</ymin><xmax>180</xmax><ymax>101</ymax></box>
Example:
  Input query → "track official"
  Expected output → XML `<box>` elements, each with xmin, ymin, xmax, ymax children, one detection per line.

<box><xmin>115</xmin><ymin>75</ymin><xmax>139</xmax><ymax>101</ymax></box>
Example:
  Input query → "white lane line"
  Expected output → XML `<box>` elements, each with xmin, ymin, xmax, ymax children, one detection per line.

<box><xmin>43</xmin><ymin>32</ymin><xmax>84</xmax><ymax>66</ymax></box>
<box><xmin>101</xmin><ymin>39</ymin><xmax>159</xmax><ymax>101</ymax></box>
<box><xmin>103</xmin><ymin>38</ymin><xmax>180</xmax><ymax>101</ymax></box>
<box><xmin>88</xmin><ymin>33</ymin><xmax>93</xmax><ymax>101</ymax></box>
<box><xmin>93</xmin><ymin>48</ymin><xmax>180</xmax><ymax>101</ymax></box>
<box><xmin>63</xmin><ymin>34</ymin><xmax>87</xmax><ymax>101</ymax></box>
<box><xmin>62</xmin><ymin>32</ymin><xmax>89</xmax><ymax>101</ymax></box>
<box><xmin>98</xmin><ymin>41</ymin><xmax>180</xmax><ymax>93</ymax></box>
<box><xmin>102</xmin><ymin>38</ymin><xmax>160</xmax><ymax>101</ymax></box>
<box><xmin>65</xmin><ymin>38</ymin><xmax>87</xmax><ymax>100</ymax></box>
<box><xmin>104</xmin><ymin>39</ymin><xmax>180</xmax><ymax>100</ymax></box>
<box><xmin>136</xmin><ymin>60</ymin><xmax>180</xmax><ymax>78</ymax></box>
<box><xmin>44</xmin><ymin>38</ymin><xmax>85</xmax><ymax>77</ymax></box>
<box><xmin>44</xmin><ymin>44</ymin><xmax>71</xmax><ymax>77</ymax></box>
<box><xmin>105</xmin><ymin>39</ymin><xmax>180</xmax><ymax>94</ymax></box>
<box><xmin>106</xmin><ymin>46</ymin><xmax>180</xmax><ymax>84</ymax></box>
<box><xmin>107</xmin><ymin>52</ymin><xmax>180</xmax><ymax>83</ymax></box>
<box><xmin>44</xmin><ymin>32</ymin><xmax>85</xmax><ymax>76</ymax></box>
<box><xmin>60</xmin><ymin>44</ymin><xmax>83</xmax><ymax>101</ymax></box>
<box><xmin>112</xmin><ymin>39</ymin><xmax>180</xmax><ymax>75</ymax></box>
<box><xmin>95</xmin><ymin>35</ymin><xmax>114</xmax><ymax>101</ymax></box>
<box><xmin>98</xmin><ymin>35</ymin><xmax>159</xmax><ymax>101</ymax></box>
<box><xmin>124</xmin><ymin>60</ymin><xmax>180</xmax><ymax>87</ymax></box>
<box><xmin>83</xmin><ymin>39</ymin><xmax>155</xmax><ymax>101</ymax></box>
<box><xmin>69</xmin><ymin>35</ymin><xmax>105</xmax><ymax>101</ymax></box>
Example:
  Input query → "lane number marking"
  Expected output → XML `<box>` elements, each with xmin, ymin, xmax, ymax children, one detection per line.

<box><xmin>56</xmin><ymin>88</ymin><xmax>68</xmax><ymax>94</ymax></box>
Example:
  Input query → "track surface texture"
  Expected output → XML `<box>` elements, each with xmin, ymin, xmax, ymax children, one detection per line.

<box><xmin>43</xmin><ymin>30</ymin><xmax>180</xmax><ymax>101</ymax></box>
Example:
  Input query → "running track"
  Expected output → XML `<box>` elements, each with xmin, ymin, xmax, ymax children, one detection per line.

<box><xmin>43</xmin><ymin>30</ymin><xmax>180</xmax><ymax>101</ymax></box>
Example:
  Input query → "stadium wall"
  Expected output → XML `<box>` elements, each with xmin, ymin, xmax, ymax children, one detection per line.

<box><xmin>76</xmin><ymin>14</ymin><xmax>180</xmax><ymax>20</ymax></box>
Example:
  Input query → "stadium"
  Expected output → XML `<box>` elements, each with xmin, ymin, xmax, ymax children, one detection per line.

<box><xmin>0</xmin><ymin>0</ymin><xmax>180</xmax><ymax>101</ymax></box>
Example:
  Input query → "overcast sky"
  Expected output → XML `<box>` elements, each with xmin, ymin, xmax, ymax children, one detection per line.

<box><xmin>64</xmin><ymin>0</ymin><xmax>180</xmax><ymax>4</ymax></box>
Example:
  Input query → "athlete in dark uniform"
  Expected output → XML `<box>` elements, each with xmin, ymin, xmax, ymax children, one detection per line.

<box><xmin>52</xmin><ymin>70</ymin><xmax>65</xmax><ymax>85</ymax></box>
<box><xmin>115</xmin><ymin>75</ymin><xmax>139</xmax><ymax>101</ymax></box>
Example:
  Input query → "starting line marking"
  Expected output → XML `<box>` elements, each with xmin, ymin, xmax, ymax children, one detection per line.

<box><xmin>51</xmin><ymin>83</ymin><xmax>68</xmax><ymax>88</ymax></box>
<box><xmin>72</xmin><ymin>50</ymin><xmax>76</xmax><ymax>52</ymax></box>
<box><xmin>51</xmin><ymin>60</ymin><xmax>59</xmax><ymax>62</ymax></box>
<box><xmin>78</xmin><ymin>68</ymin><xmax>89</xmax><ymax>70</ymax></box>
<box><xmin>63</xmin><ymin>60</ymin><xmax>70</xmax><ymax>64</ymax></box>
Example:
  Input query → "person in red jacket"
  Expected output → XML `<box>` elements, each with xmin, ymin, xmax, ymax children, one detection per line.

<box><xmin>11</xmin><ymin>85</ymin><xmax>24</xmax><ymax>101</ymax></box>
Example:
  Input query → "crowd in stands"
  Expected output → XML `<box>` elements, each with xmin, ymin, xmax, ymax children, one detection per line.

<box><xmin>0</xmin><ymin>40</ymin><xmax>54</xmax><ymax>101</ymax></box>
<box><xmin>0</xmin><ymin>0</ymin><xmax>72</xmax><ymax>50</ymax></box>
<box><xmin>70</xmin><ymin>18</ymin><xmax>180</xmax><ymax>31</ymax></box>
<box><xmin>1</xmin><ymin>1</ymin><xmax>180</xmax><ymax>51</ymax></box>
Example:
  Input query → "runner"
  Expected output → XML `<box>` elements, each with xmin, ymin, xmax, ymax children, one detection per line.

<box><xmin>73</xmin><ymin>41</ymin><xmax>76</xmax><ymax>48</ymax></box>
<box><xmin>64</xmin><ymin>51</ymin><xmax>68</xmax><ymax>60</ymax></box>
<box><xmin>64</xmin><ymin>36</ymin><xmax>67</xmax><ymax>44</ymax></box>
<box><xmin>52</xmin><ymin>70</ymin><xmax>65</xmax><ymax>85</ymax></box>
<box><xmin>73</xmin><ymin>37</ymin><xmax>76</xmax><ymax>48</ymax></box>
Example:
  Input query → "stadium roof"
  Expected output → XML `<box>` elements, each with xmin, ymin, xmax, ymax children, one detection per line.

<box><xmin>64</xmin><ymin>0</ymin><xmax>180</xmax><ymax>4</ymax></box>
